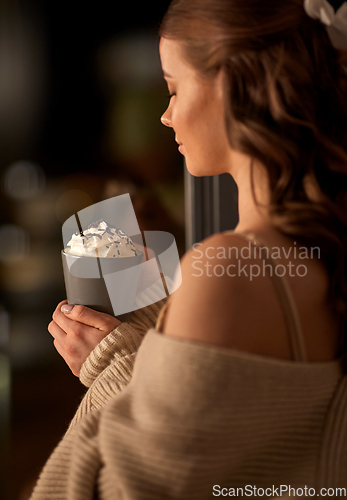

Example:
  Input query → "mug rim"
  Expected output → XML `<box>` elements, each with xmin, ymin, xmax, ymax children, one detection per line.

<box><xmin>61</xmin><ymin>248</ymin><xmax>144</xmax><ymax>259</ymax></box>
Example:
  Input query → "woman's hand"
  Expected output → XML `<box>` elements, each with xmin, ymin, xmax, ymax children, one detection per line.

<box><xmin>48</xmin><ymin>300</ymin><xmax>122</xmax><ymax>377</ymax></box>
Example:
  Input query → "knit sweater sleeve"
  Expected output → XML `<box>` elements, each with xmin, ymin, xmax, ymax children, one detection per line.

<box><xmin>79</xmin><ymin>275</ymin><xmax>171</xmax><ymax>388</ymax></box>
<box><xmin>67</xmin><ymin>323</ymin><xmax>142</xmax><ymax>431</ymax></box>
<box><xmin>79</xmin><ymin>298</ymin><xmax>168</xmax><ymax>388</ymax></box>
<box><xmin>29</xmin><ymin>328</ymin><xmax>344</xmax><ymax>500</ymax></box>
<box><xmin>67</xmin><ymin>278</ymin><xmax>172</xmax><ymax>430</ymax></box>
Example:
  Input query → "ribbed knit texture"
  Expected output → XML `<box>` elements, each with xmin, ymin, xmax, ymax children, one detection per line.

<box><xmin>29</xmin><ymin>266</ymin><xmax>347</xmax><ymax>499</ymax></box>
<box><xmin>68</xmin><ymin>277</ymin><xmax>170</xmax><ymax>430</ymax></box>
<box><xmin>30</xmin><ymin>328</ymin><xmax>347</xmax><ymax>500</ymax></box>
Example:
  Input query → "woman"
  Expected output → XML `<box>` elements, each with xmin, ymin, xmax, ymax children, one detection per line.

<box><xmin>31</xmin><ymin>0</ymin><xmax>347</xmax><ymax>497</ymax></box>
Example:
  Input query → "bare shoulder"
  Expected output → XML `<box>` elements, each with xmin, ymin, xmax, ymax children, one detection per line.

<box><xmin>162</xmin><ymin>229</ymin><xmax>340</xmax><ymax>361</ymax></box>
<box><xmin>162</xmin><ymin>232</ymin><xmax>281</xmax><ymax>353</ymax></box>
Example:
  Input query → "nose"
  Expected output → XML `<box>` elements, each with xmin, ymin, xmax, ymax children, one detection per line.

<box><xmin>161</xmin><ymin>106</ymin><xmax>172</xmax><ymax>128</ymax></box>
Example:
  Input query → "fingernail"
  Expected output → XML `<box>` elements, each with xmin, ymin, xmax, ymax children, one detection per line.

<box><xmin>61</xmin><ymin>304</ymin><xmax>74</xmax><ymax>313</ymax></box>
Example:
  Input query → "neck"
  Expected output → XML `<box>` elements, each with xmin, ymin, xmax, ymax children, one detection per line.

<box><xmin>230</xmin><ymin>156</ymin><xmax>271</xmax><ymax>233</ymax></box>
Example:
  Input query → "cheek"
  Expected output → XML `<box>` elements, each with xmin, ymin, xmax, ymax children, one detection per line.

<box><xmin>170</xmin><ymin>88</ymin><xmax>231</xmax><ymax>171</ymax></box>
<box><xmin>171</xmin><ymin>87</ymin><xmax>203</xmax><ymax>132</ymax></box>
<box><xmin>171</xmin><ymin>102</ymin><xmax>193</xmax><ymax>134</ymax></box>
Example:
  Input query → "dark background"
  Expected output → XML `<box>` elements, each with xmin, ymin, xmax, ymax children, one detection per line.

<box><xmin>0</xmin><ymin>1</ymin><xmax>186</xmax><ymax>498</ymax></box>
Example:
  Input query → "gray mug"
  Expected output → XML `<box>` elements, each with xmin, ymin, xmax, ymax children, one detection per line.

<box><xmin>61</xmin><ymin>249</ymin><xmax>144</xmax><ymax>323</ymax></box>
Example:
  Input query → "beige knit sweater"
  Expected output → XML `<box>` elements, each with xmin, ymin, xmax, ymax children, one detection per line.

<box><xmin>30</xmin><ymin>277</ymin><xmax>347</xmax><ymax>499</ymax></box>
<box><xmin>67</xmin><ymin>277</ymin><xmax>170</xmax><ymax>431</ymax></box>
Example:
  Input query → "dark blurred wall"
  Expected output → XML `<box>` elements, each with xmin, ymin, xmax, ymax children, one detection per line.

<box><xmin>0</xmin><ymin>2</ymin><xmax>185</xmax><ymax>499</ymax></box>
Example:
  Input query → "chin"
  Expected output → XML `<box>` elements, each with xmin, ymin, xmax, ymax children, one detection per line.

<box><xmin>185</xmin><ymin>159</ymin><xmax>217</xmax><ymax>177</ymax></box>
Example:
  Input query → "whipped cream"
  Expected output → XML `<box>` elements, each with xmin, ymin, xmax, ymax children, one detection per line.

<box><xmin>65</xmin><ymin>220</ymin><xmax>142</xmax><ymax>258</ymax></box>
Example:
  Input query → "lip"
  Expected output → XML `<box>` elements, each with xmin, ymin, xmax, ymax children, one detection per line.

<box><xmin>176</xmin><ymin>140</ymin><xmax>183</xmax><ymax>153</ymax></box>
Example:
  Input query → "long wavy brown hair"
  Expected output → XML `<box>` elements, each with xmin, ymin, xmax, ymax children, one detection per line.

<box><xmin>159</xmin><ymin>0</ymin><xmax>347</xmax><ymax>354</ymax></box>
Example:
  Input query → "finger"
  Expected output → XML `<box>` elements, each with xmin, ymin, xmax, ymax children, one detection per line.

<box><xmin>55</xmin><ymin>299</ymin><xmax>68</xmax><ymax>312</ymax></box>
<box><xmin>52</xmin><ymin>339</ymin><xmax>79</xmax><ymax>377</ymax></box>
<box><xmin>53</xmin><ymin>303</ymin><xmax>78</xmax><ymax>330</ymax></box>
<box><xmin>60</xmin><ymin>304</ymin><xmax>120</xmax><ymax>331</ymax></box>
<box><xmin>53</xmin><ymin>307</ymin><xmax>96</xmax><ymax>341</ymax></box>
<box><xmin>52</xmin><ymin>300</ymin><xmax>68</xmax><ymax>320</ymax></box>
<box><xmin>48</xmin><ymin>320</ymin><xmax>67</xmax><ymax>341</ymax></box>
<box><xmin>53</xmin><ymin>336</ymin><xmax>83</xmax><ymax>377</ymax></box>
<box><xmin>52</xmin><ymin>337</ymin><xmax>66</xmax><ymax>358</ymax></box>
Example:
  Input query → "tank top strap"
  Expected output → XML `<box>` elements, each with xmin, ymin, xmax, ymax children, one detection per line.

<box><xmin>224</xmin><ymin>230</ymin><xmax>308</xmax><ymax>363</ymax></box>
<box><xmin>155</xmin><ymin>296</ymin><xmax>171</xmax><ymax>333</ymax></box>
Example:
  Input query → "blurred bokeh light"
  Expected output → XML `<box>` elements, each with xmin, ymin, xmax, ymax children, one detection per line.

<box><xmin>3</xmin><ymin>161</ymin><xmax>46</xmax><ymax>200</ymax></box>
<box><xmin>99</xmin><ymin>32</ymin><xmax>162</xmax><ymax>88</ymax></box>
<box><xmin>0</xmin><ymin>3</ymin><xmax>185</xmax><ymax>499</ymax></box>
<box><xmin>2</xmin><ymin>254</ymin><xmax>51</xmax><ymax>294</ymax></box>
<box><xmin>0</xmin><ymin>0</ymin><xmax>47</xmax><ymax>164</ymax></box>
<box><xmin>0</xmin><ymin>224</ymin><xmax>30</xmax><ymax>263</ymax></box>
<box><xmin>55</xmin><ymin>189</ymin><xmax>94</xmax><ymax>223</ymax></box>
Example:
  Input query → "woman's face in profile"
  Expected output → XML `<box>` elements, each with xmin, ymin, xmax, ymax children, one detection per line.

<box><xmin>159</xmin><ymin>37</ymin><xmax>232</xmax><ymax>176</ymax></box>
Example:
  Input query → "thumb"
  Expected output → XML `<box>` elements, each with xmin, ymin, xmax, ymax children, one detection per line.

<box><xmin>61</xmin><ymin>303</ymin><xmax>75</xmax><ymax>314</ymax></box>
<box><xmin>61</xmin><ymin>303</ymin><xmax>115</xmax><ymax>329</ymax></box>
